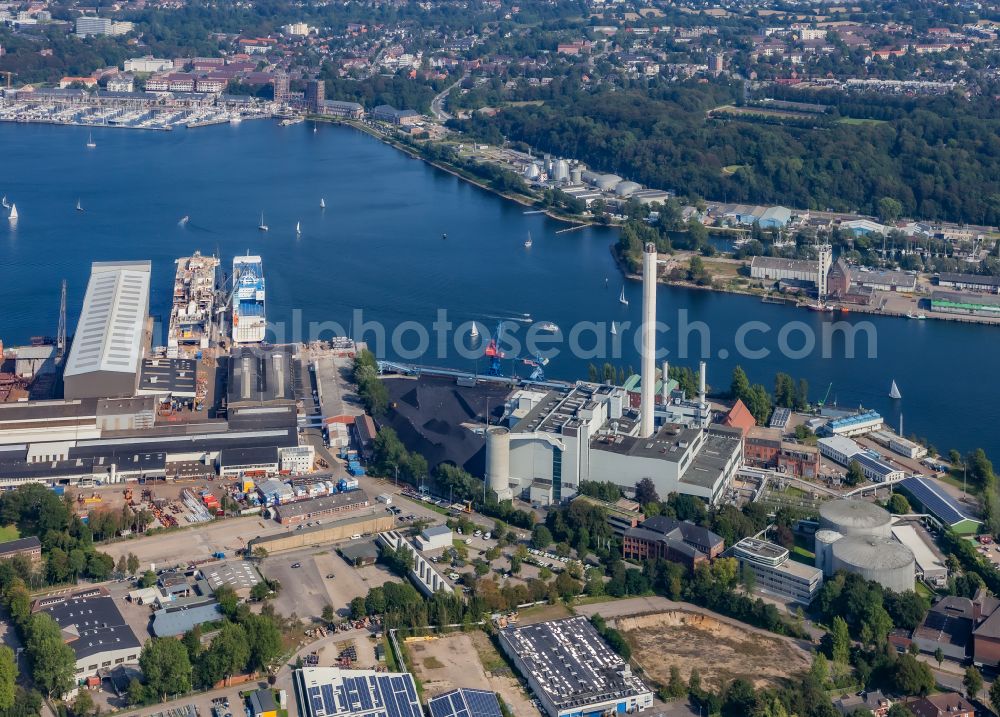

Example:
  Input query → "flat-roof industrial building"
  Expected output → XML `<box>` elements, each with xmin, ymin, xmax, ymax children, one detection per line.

<box><xmin>64</xmin><ymin>261</ymin><xmax>151</xmax><ymax>400</ymax></box>
<box><xmin>294</xmin><ymin>666</ymin><xmax>423</xmax><ymax>717</ymax></box>
<box><xmin>733</xmin><ymin>537</ymin><xmax>824</xmax><ymax>603</ymax></box>
<box><xmin>497</xmin><ymin>616</ymin><xmax>653</xmax><ymax>717</ymax></box>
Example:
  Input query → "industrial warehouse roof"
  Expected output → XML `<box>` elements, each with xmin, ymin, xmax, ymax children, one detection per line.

<box><xmin>219</xmin><ymin>445</ymin><xmax>279</xmax><ymax>467</ymax></box>
<box><xmin>498</xmin><ymin>616</ymin><xmax>650</xmax><ymax>711</ymax></box>
<box><xmin>139</xmin><ymin>358</ymin><xmax>197</xmax><ymax>396</ymax></box>
<box><xmin>227</xmin><ymin>346</ymin><xmax>299</xmax><ymax>407</ymax></box>
<box><xmin>34</xmin><ymin>588</ymin><xmax>141</xmax><ymax>660</ymax></box>
<box><xmin>68</xmin><ymin>427</ymin><xmax>297</xmax><ymax>459</ymax></box>
<box><xmin>152</xmin><ymin>599</ymin><xmax>222</xmax><ymax>637</ymax></box>
<box><xmin>428</xmin><ymin>689</ymin><xmax>503</xmax><ymax>717</ymax></box>
<box><xmin>899</xmin><ymin>476</ymin><xmax>981</xmax><ymax>528</ymax></box>
<box><xmin>296</xmin><ymin>666</ymin><xmax>422</xmax><ymax>717</ymax></box>
<box><xmin>273</xmin><ymin>490</ymin><xmax>371</xmax><ymax>520</ymax></box>
<box><xmin>750</xmin><ymin>256</ymin><xmax>818</xmax><ymax>273</ymax></box>
<box><xmin>64</xmin><ymin>261</ymin><xmax>151</xmax><ymax>379</ymax></box>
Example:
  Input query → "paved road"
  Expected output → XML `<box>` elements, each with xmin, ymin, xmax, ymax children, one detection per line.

<box><xmin>430</xmin><ymin>76</ymin><xmax>466</xmax><ymax>122</ymax></box>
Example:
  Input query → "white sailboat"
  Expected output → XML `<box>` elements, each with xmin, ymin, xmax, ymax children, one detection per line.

<box><xmin>178</xmin><ymin>215</ymin><xmax>189</xmax><ymax>226</ymax></box>
<box><xmin>75</xmin><ymin>199</ymin><xmax>83</xmax><ymax>212</ymax></box>
<box><xmin>610</xmin><ymin>321</ymin><xmax>617</xmax><ymax>336</ymax></box>
<box><xmin>86</xmin><ymin>132</ymin><xmax>96</xmax><ymax>149</ymax></box>
<box><xmin>8</xmin><ymin>203</ymin><xmax>17</xmax><ymax>222</ymax></box>
<box><xmin>258</xmin><ymin>212</ymin><xmax>269</xmax><ymax>232</ymax></box>
<box><xmin>619</xmin><ymin>286</ymin><xmax>629</xmax><ymax>306</ymax></box>
<box><xmin>320</xmin><ymin>198</ymin><xmax>326</xmax><ymax>209</ymax></box>
<box><xmin>524</xmin><ymin>231</ymin><xmax>532</xmax><ymax>248</ymax></box>
<box><xmin>296</xmin><ymin>221</ymin><xmax>301</xmax><ymax>236</ymax></box>
<box><xmin>470</xmin><ymin>322</ymin><xmax>479</xmax><ymax>339</ymax></box>
<box><xmin>889</xmin><ymin>380</ymin><xmax>901</xmax><ymax>400</ymax></box>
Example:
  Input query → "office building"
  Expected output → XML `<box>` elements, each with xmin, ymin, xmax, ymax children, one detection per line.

<box><xmin>75</xmin><ymin>16</ymin><xmax>111</xmax><ymax>36</ymax></box>
<box><xmin>0</xmin><ymin>536</ymin><xmax>42</xmax><ymax>564</ymax></box>
<box><xmin>320</xmin><ymin>100</ymin><xmax>364</xmax><ymax>119</ymax></box>
<box><xmin>272</xmin><ymin>73</ymin><xmax>290</xmax><ymax>103</ymax></box>
<box><xmin>64</xmin><ymin>261</ymin><xmax>151</xmax><ymax>400</ymax></box>
<box><xmin>272</xmin><ymin>491</ymin><xmax>371</xmax><ymax>525</ymax></box>
<box><xmin>498</xmin><ymin>616</ymin><xmax>653</xmax><ymax>717</ymax></box>
<box><xmin>305</xmin><ymin>79</ymin><xmax>325</xmax><ymax>113</ymax></box>
<box><xmin>733</xmin><ymin>538</ymin><xmax>823</xmax><ymax>603</ymax></box>
<box><xmin>623</xmin><ymin>516</ymin><xmax>723</xmax><ymax>569</ymax></box>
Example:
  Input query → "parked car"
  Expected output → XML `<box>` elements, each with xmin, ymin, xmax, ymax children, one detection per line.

<box><xmin>291</xmin><ymin>562</ymin><xmax>302</xmax><ymax>568</ymax></box>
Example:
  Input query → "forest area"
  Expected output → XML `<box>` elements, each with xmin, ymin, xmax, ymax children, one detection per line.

<box><xmin>456</xmin><ymin>78</ymin><xmax>1000</xmax><ymax>226</ymax></box>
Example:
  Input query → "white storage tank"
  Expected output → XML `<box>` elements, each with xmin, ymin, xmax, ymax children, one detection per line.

<box><xmin>552</xmin><ymin>159</ymin><xmax>569</xmax><ymax>181</ymax></box>
<box><xmin>570</xmin><ymin>166</ymin><xmax>583</xmax><ymax>184</ymax></box>
<box><xmin>813</xmin><ymin>529</ymin><xmax>842</xmax><ymax>576</ymax></box>
<box><xmin>819</xmin><ymin>498</ymin><xmax>892</xmax><ymax>538</ymax></box>
<box><xmin>615</xmin><ymin>180</ymin><xmax>642</xmax><ymax>197</ymax></box>
<box><xmin>830</xmin><ymin>535</ymin><xmax>915</xmax><ymax>592</ymax></box>
<box><xmin>485</xmin><ymin>426</ymin><xmax>512</xmax><ymax>499</ymax></box>
<box><xmin>595</xmin><ymin>174</ymin><xmax>623</xmax><ymax>191</ymax></box>
<box><xmin>524</xmin><ymin>163</ymin><xmax>540</xmax><ymax>180</ymax></box>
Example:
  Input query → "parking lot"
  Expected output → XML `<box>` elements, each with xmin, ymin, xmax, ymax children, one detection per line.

<box><xmin>261</xmin><ymin>544</ymin><xmax>401</xmax><ymax>620</ymax></box>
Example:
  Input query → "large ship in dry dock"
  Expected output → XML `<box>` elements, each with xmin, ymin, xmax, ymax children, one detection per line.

<box><xmin>167</xmin><ymin>251</ymin><xmax>220</xmax><ymax>357</ymax></box>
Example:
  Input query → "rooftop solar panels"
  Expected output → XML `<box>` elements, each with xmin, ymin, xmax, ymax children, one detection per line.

<box><xmin>769</xmin><ymin>407</ymin><xmax>791</xmax><ymax>429</ymax></box>
<box><xmin>899</xmin><ymin>476</ymin><xmax>978</xmax><ymax>527</ymax></box>
<box><xmin>427</xmin><ymin>689</ymin><xmax>503</xmax><ymax>717</ymax></box>
<box><xmin>296</xmin><ymin>667</ymin><xmax>422</xmax><ymax>717</ymax></box>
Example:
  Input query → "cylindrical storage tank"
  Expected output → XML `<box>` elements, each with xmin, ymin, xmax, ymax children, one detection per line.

<box><xmin>570</xmin><ymin>167</ymin><xmax>583</xmax><ymax>184</ymax></box>
<box><xmin>485</xmin><ymin>427</ymin><xmax>511</xmax><ymax>495</ymax></box>
<box><xmin>813</xmin><ymin>529</ymin><xmax>842</xmax><ymax>576</ymax></box>
<box><xmin>524</xmin><ymin>163</ymin><xmax>540</xmax><ymax>180</ymax></box>
<box><xmin>819</xmin><ymin>499</ymin><xmax>892</xmax><ymax>538</ymax></box>
<box><xmin>831</xmin><ymin>535</ymin><xmax>914</xmax><ymax>592</ymax></box>
<box><xmin>552</xmin><ymin>159</ymin><xmax>569</xmax><ymax>181</ymax></box>
<box><xmin>615</xmin><ymin>180</ymin><xmax>641</xmax><ymax>197</ymax></box>
<box><xmin>596</xmin><ymin>174</ymin><xmax>622</xmax><ymax>191</ymax></box>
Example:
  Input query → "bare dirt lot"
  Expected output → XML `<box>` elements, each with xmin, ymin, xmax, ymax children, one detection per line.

<box><xmin>617</xmin><ymin>610</ymin><xmax>810</xmax><ymax>690</ymax></box>
<box><xmin>404</xmin><ymin>632</ymin><xmax>540</xmax><ymax>716</ymax></box>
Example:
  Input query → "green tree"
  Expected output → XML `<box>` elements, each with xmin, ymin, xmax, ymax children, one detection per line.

<box><xmin>878</xmin><ymin>196</ymin><xmax>903</xmax><ymax>224</ymax></box>
<box><xmin>887</xmin><ymin>494</ymin><xmax>911</xmax><ymax>514</ymax></box>
<box><xmin>214</xmin><ymin>584</ymin><xmax>239</xmax><ymax>617</ymax></box>
<box><xmin>72</xmin><ymin>689</ymin><xmax>95</xmax><ymax>717</ymax></box>
<box><xmin>963</xmin><ymin>665</ymin><xmax>983</xmax><ymax>700</ymax></box>
<box><xmin>322</xmin><ymin>604</ymin><xmax>336</xmax><ymax>623</ymax></box>
<box><xmin>531</xmin><ymin>524</ymin><xmax>553</xmax><ymax>549</ymax></box>
<box><xmin>933</xmin><ymin>647</ymin><xmax>944</xmax><ymax>666</ymax></box>
<box><xmin>243</xmin><ymin>613</ymin><xmax>282</xmax><ymax>672</ymax></box>
<box><xmin>845</xmin><ymin>460</ymin><xmax>865</xmax><ymax>487</ymax></box>
<box><xmin>830</xmin><ymin>616</ymin><xmax>851</xmax><ymax>664</ymax></box>
<box><xmin>730</xmin><ymin>366</ymin><xmax>750</xmax><ymax>402</ymax></box>
<box><xmin>140</xmin><ymin>637</ymin><xmax>193</xmax><ymax>700</ymax></box>
<box><xmin>991</xmin><ymin>679</ymin><xmax>1000</xmax><ymax>717</ymax></box>
<box><xmin>140</xmin><ymin>570</ymin><xmax>157</xmax><ymax>588</ymax></box>
<box><xmin>0</xmin><ymin>646</ymin><xmax>17</xmax><ymax>710</ymax></box>
<box><xmin>892</xmin><ymin>653</ymin><xmax>934</xmax><ymax>696</ymax></box>
<box><xmin>667</xmin><ymin>665</ymin><xmax>687</xmax><ymax>698</ymax></box>
<box><xmin>25</xmin><ymin>613</ymin><xmax>75</xmax><ymax>697</ymax></box>
<box><xmin>201</xmin><ymin>623</ymin><xmax>250</xmax><ymax>684</ymax></box>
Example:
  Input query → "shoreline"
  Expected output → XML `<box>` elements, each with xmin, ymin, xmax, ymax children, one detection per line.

<box><xmin>610</xmin><ymin>247</ymin><xmax>1000</xmax><ymax>327</ymax></box>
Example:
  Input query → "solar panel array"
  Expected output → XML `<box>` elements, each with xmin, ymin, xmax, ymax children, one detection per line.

<box><xmin>900</xmin><ymin>476</ymin><xmax>971</xmax><ymax>526</ymax></box>
<box><xmin>303</xmin><ymin>670</ymin><xmax>422</xmax><ymax>717</ymax></box>
<box><xmin>427</xmin><ymin>689</ymin><xmax>503</xmax><ymax>717</ymax></box>
<box><xmin>768</xmin><ymin>407</ymin><xmax>791</xmax><ymax>429</ymax></box>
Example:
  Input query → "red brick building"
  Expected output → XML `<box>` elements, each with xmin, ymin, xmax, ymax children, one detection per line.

<box><xmin>623</xmin><ymin>516</ymin><xmax>724</xmax><ymax>570</ymax></box>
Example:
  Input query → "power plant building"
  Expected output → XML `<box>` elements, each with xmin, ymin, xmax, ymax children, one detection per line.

<box><xmin>815</xmin><ymin>499</ymin><xmax>915</xmax><ymax>591</ymax></box>
<box><xmin>64</xmin><ymin>260</ymin><xmax>151</xmax><ymax>400</ymax></box>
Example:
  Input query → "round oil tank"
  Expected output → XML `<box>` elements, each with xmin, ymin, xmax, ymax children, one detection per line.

<box><xmin>524</xmin><ymin>163</ymin><xmax>540</xmax><ymax>180</ymax></box>
<box><xmin>813</xmin><ymin>529</ymin><xmax>842</xmax><ymax>576</ymax></box>
<box><xmin>819</xmin><ymin>499</ymin><xmax>892</xmax><ymax>538</ymax></box>
<box><xmin>570</xmin><ymin>167</ymin><xmax>583</xmax><ymax>184</ymax></box>
<box><xmin>552</xmin><ymin>159</ymin><xmax>569</xmax><ymax>181</ymax></box>
<box><xmin>595</xmin><ymin>174</ymin><xmax>622</xmax><ymax>191</ymax></box>
<box><xmin>485</xmin><ymin>426</ymin><xmax>511</xmax><ymax>495</ymax></box>
<box><xmin>615</xmin><ymin>181</ymin><xmax>641</xmax><ymax>197</ymax></box>
<box><xmin>830</xmin><ymin>535</ymin><xmax>914</xmax><ymax>592</ymax></box>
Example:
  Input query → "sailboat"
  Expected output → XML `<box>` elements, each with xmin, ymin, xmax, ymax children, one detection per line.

<box><xmin>470</xmin><ymin>322</ymin><xmax>479</xmax><ymax>339</ymax></box>
<box><xmin>619</xmin><ymin>286</ymin><xmax>629</xmax><ymax>306</ymax></box>
<box><xmin>7</xmin><ymin>203</ymin><xmax>17</xmax><ymax>222</ymax></box>
<box><xmin>889</xmin><ymin>380</ymin><xmax>901</xmax><ymax>400</ymax></box>
<box><xmin>258</xmin><ymin>212</ymin><xmax>269</xmax><ymax>232</ymax></box>
<box><xmin>524</xmin><ymin>232</ymin><xmax>533</xmax><ymax>248</ymax></box>
<box><xmin>86</xmin><ymin>132</ymin><xmax>96</xmax><ymax>149</ymax></box>
<box><xmin>178</xmin><ymin>215</ymin><xmax>189</xmax><ymax>226</ymax></box>
<box><xmin>75</xmin><ymin>199</ymin><xmax>83</xmax><ymax>212</ymax></box>
<box><xmin>319</xmin><ymin>198</ymin><xmax>326</xmax><ymax>209</ymax></box>
<box><xmin>610</xmin><ymin>321</ymin><xmax>617</xmax><ymax>336</ymax></box>
<box><xmin>296</xmin><ymin>221</ymin><xmax>301</xmax><ymax>236</ymax></box>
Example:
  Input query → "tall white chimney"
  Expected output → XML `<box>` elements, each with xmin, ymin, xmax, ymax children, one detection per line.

<box><xmin>698</xmin><ymin>360</ymin><xmax>707</xmax><ymax>405</ymax></box>
<box><xmin>640</xmin><ymin>243</ymin><xmax>657</xmax><ymax>438</ymax></box>
<box><xmin>661</xmin><ymin>360</ymin><xmax>670</xmax><ymax>401</ymax></box>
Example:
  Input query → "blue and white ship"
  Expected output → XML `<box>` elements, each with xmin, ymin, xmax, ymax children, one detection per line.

<box><xmin>232</xmin><ymin>254</ymin><xmax>266</xmax><ymax>344</ymax></box>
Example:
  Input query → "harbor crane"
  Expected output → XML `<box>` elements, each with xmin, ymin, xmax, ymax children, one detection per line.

<box><xmin>817</xmin><ymin>382</ymin><xmax>833</xmax><ymax>408</ymax></box>
<box><xmin>484</xmin><ymin>321</ymin><xmax>505</xmax><ymax>376</ymax></box>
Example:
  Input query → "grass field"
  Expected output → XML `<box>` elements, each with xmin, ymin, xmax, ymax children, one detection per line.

<box><xmin>0</xmin><ymin>526</ymin><xmax>19</xmax><ymax>542</ymax></box>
